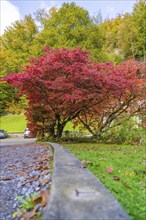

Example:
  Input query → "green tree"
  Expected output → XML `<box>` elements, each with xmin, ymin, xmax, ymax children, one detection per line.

<box><xmin>100</xmin><ymin>16</ymin><xmax>123</xmax><ymax>53</ymax></box>
<box><xmin>0</xmin><ymin>15</ymin><xmax>38</xmax><ymax>115</ymax></box>
<box><xmin>1</xmin><ymin>15</ymin><xmax>38</xmax><ymax>74</ymax></box>
<box><xmin>132</xmin><ymin>0</ymin><xmax>146</xmax><ymax>59</ymax></box>
<box><xmin>117</xmin><ymin>13</ymin><xmax>138</xmax><ymax>59</ymax></box>
<box><xmin>99</xmin><ymin>15</ymin><xmax>123</xmax><ymax>63</ymax></box>
<box><xmin>100</xmin><ymin>0</ymin><xmax>146</xmax><ymax>60</ymax></box>
<box><xmin>33</xmin><ymin>2</ymin><xmax>104</xmax><ymax>61</ymax></box>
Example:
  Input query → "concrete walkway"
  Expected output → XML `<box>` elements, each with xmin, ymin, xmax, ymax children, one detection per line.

<box><xmin>43</xmin><ymin>143</ymin><xmax>130</xmax><ymax>220</ymax></box>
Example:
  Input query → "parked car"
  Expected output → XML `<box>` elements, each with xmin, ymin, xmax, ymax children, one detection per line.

<box><xmin>0</xmin><ymin>130</ymin><xmax>9</xmax><ymax>139</ymax></box>
<box><xmin>24</xmin><ymin>128</ymin><xmax>30</xmax><ymax>138</ymax></box>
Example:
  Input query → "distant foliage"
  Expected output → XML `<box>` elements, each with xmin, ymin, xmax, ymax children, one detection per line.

<box><xmin>0</xmin><ymin>15</ymin><xmax>38</xmax><ymax>115</ymax></box>
<box><xmin>100</xmin><ymin>0</ymin><xmax>146</xmax><ymax>60</ymax></box>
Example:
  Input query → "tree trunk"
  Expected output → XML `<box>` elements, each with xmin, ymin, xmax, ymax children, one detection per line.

<box><xmin>56</xmin><ymin>123</ymin><xmax>64</xmax><ymax>139</ymax></box>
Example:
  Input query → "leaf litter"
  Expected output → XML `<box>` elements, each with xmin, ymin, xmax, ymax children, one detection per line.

<box><xmin>0</xmin><ymin>143</ymin><xmax>53</xmax><ymax>220</ymax></box>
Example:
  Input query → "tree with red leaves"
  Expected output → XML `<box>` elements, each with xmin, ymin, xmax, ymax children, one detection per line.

<box><xmin>4</xmin><ymin>47</ymin><xmax>104</xmax><ymax>138</ymax></box>
<box><xmin>76</xmin><ymin>59</ymin><xmax>145</xmax><ymax>137</ymax></box>
<box><xmin>4</xmin><ymin>48</ymin><xmax>145</xmax><ymax>139</ymax></box>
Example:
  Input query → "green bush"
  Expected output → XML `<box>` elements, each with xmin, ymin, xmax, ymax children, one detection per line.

<box><xmin>100</xmin><ymin>117</ymin><xmax>146</xmax><ymax>145</ymax></box>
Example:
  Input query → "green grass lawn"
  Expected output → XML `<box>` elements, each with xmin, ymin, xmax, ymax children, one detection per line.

<box><xmin>0</xmin><ymin>114</ymin><xmax>27</xmax><ymax>133</ymax></box>
<box><xmin>0</xmin><ymin>114</ymin><xmax>84</xmax><ymax>133</ymax></box>
<box><xmin>63</xmin><ymin>143</ymin><xmax>146</xmax><ymax>220</ymax></box>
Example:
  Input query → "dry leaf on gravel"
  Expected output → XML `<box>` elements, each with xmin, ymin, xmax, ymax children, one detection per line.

<box><xmin>41</xmin><ymin>171</ymin><xmax>50</xmax><ymax>176</ymax></box>
<box><xmin>41</xmin><ymin>190</ymin><xmax>49</xmax><ymax>207</ymax></box>
<box><xmin>20</xmin><ymin>181</ymin><xmax>30</xmax><ymax>187</ymax></box>
<box><xmin>32</xmin><ymin>194</ymin><xmax>42</xmax><ymax>206</ymax></box>
<box><xmin>17</xmin><ymin>171</ymin><xmax>29</xmax><ymax>177</ymax></box>
<box><xmin>38</xmin><ymin>161</ymin><xmax>44</xmax><ymax>165</ymax></box>
<box><xmin>39</xmin><ymin>178</ymin><xmax>50</xmax><ymax>187</ymax></box>
<box><xmin>7</xmin><ymin>165</ymin><xmax>18</xmax><ymax>169</ymax></box>
<box><xmin>22</xmin><ymin>207</ymin><xmax>37</xmax><ymax>220</ymax></box>
<box><xmin>21</xmin><ymin>176</ymin><xmax>39</xmax><ymax>186</ymax></box>
<box><xmin>41</xmin><ymin>166</ymin><xmax>49</xmax><ymax>171</ymax></box>
<box><xmin>32</xmin><ymin>190</ymin><xmax>49</xmax><ymax>208</ymax></box>
<box><xmin>36</xmin><ymin>166</ymin><xmax>44</xmax><ymax>170</ymax></box>
<box><xmin>0</xmin><ymin>177</ymin><xmax>13</xmax><ymax>181</ymax></box>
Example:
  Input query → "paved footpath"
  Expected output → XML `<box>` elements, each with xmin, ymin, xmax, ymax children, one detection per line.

<box><xmin>43</xmin><ymin>143</ymin><xmax>130</xmax><ymax>220</ymax></box>
<box><xmin>0</xmin><ymin>140</ymin><xmax>53</xmax><ymax>220</ymax></box>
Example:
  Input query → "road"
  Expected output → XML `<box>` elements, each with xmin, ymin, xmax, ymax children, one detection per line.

<box><xmin>0</xmin><ymin>137</ymin><xmax>36</xmax><ymax>147</ymax></box>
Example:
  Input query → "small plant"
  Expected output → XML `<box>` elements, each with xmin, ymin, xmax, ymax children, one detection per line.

<box><xmin>16</xmin><ymin>192</ymin><xmax>37</xmax><ymax>211</ymax></box>
<box><xmin>13</xmin><ymin>190</ymin><xmax>49</xmax><ymax>219</ymax></box>
<box><xmin>12</xmin><ymin>192</ymin><xmax>38</xmax><ymax>219</ymax></box>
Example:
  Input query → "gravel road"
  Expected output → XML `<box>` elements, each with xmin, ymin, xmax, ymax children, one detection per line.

<box><xmin>0</xmin><ymin>142</ymin><xmax>53</xmax><ymax>219</ymax></box>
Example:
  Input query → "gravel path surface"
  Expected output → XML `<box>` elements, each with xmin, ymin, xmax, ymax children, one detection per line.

<box><xmin>0</xmin><ymin>143</ymin><xmax>53</xmax><ymax>220</ymax></box>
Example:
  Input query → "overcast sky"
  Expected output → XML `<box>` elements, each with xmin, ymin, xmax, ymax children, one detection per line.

<box><xmin>1</xmin><ymin>0</ymin><xmax>136</xmax><ymax>35</ymax></box>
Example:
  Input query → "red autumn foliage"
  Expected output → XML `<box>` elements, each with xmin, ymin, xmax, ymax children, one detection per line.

<box><xmin>3</xmin><ymin>47</ymin><xmax>145</xmax><ymax>138</ymax></box>
<box><xmin>76</xmin><ymin>59</ymin><xmax>145</xmax><ymax>136</ymax></box>
<box><xmin>4</xmin><ymin>47</ymin><xmax>101</xmax><ymax>138</ymax></box>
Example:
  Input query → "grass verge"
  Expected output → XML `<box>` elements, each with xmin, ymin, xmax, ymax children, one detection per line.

<box><xmin>63</xmin><ymin>143</ymin><xmax>146</xmax><ymax>220</ymax></box>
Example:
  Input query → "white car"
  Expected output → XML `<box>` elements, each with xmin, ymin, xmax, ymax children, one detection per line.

<box><xmin>24</xmin><ymin>128</ymin><xmax>30</xmax><ymax>138</ymax></box>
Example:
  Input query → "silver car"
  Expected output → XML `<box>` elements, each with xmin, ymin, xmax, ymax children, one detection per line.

<box><xmin>24</xmin><ymin>128</ymin><xmax>30</xmax><ymax>138</ymax></box>
<box><xmin>0</xmin><ymin>130</ymin><xmax>9</xmax><ymax>139</ymax></box>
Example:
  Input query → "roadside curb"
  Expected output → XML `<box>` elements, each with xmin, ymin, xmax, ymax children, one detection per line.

<box><xmin>43</xmin><ymin>142</ymin><xmax>130</xmax><ymax>220</ymax></box>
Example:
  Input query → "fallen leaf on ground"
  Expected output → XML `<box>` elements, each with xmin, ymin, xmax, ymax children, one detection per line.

<box><xmin>113</xmin><ymin>176</ymin><xmax>120</xmax><ymax>181</ymax></box>
<box><xmin>32</xmin><ymin>190</ymin><xmax>49</xmax><ymax>208</ymax></box>
<box><xmin>17</xmin><ymin>171</ymin><xmax>29</xmax><ymax>177</ymax></box>
<box><xmin>36</xmin><ymin>165</ymin><xmax>48</xmax><ymax>171</ymax></box>
<box><xmin>20</xmin><ymin>181</ymin><xmax>30</xmax><ymax>187</ymax></box>
<box><xmin>106</xmin><ymin>168</ymin><xmax>113</xmax><ymax>173</ymax></box>
<box><xmin>124</xmin><ymin>182</ymin><xmax>131</xmax><ymax>188</ymax></box>
<box><xmin>21</xmin><ymin>176</ymin><xmax>39</xmax><ymax>186</ymax></box>
<box><xmin>38</xmin><ymin>161</ymin><xmax>44</xmax><ymax>165</ymax></box>
<box><xmin>42</xmin><ymin>166</ymin><xmax>49</xmax><ymax>170</ymax></box>
<box><xmin>80</xmin><ymin>166</ymin><xmax>87</xmax><ymax>168</ymax></box>
<box><xmin>81</xmin><ymin>160</ymin><xmax>93</xmax><ymax>165</ymax></box>
<box><xmin>41</xmin><ymin>171</ymin><xmax>50</xmax><ymax>176</ymax></box>
<box><xmin>36</xmin><ymin>166</ymin><xmax>44</xmax><ymax>170</ymax></box>
<box><xmin>6</xmin><ymin>165</ymin><xmax>18</xmax><ymax>169</ymax></box>
<box><xmin>0</xmin><ymin>177</ymin><xmax>13</xmax><ymax>181</ymax></box>
<box><xmin>23</xmin><ymin>207</ymin><xmax>37</xmax><ymax>220</ymax></box>
<box><xmin>41</xmin><ymin>190</ymin><xmax>49</xmax><ymax>208</ymax></box>
<box><xmin>99</xmin><ymin>158</ymin><xmax>108</xmax><ymax>161</ymax></box>
<box><xmin>32</xmin><ymin>194</ymin><xmax>42</xmax><ymax>206</ymax></box>
<box><xmin>39</xmin><ymin>178</ymin><xmax>50</xmax><ymax>187</ymax></box>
